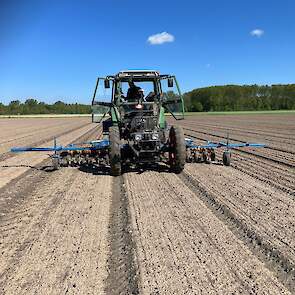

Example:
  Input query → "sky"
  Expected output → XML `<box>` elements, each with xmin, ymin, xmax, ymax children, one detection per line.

<box><xmin>0</xmin><ymin>0</ymin><xmax>295</xmax><ymax>104</ymax></box>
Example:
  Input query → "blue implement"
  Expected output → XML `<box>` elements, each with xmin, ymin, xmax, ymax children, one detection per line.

<box><xmin>11</xmin><ymin>138</ymin><xmax>265</xmax><ymax>153</ymax></box>
<box><xmin>11</xmin><ymin>146</ymin><xmax>63</xmax><ymax>152</ymax></box>
<box><xmin>10</xmin><ymin>136</ymin><xmax>266</xmax><ymax>169</ymax></box>
<box><xmin>11</xmin><ymin>139</ymin><xmax>110</xmax><ymax>153</ymax></box>
<box><xmin>185</xmin><ymin>138</ymin><xmax>266</xmax><ymax>149</ymax></box>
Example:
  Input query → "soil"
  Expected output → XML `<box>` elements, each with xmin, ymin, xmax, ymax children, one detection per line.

<box><xmin>0</xmin><ymin>115</ymin><xmax>294</xmax><ymax>294</ymax></box>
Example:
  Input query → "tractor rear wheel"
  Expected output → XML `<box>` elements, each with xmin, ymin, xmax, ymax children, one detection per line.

<box><xmin>109</xmin><ymin>126</ymin><xmax>121</xmax><ymax>176</ymax></box>
<box><xmin>169</xmin><ymin>126</ymin><xmax>186</xmax><ymax>173</ymax></box>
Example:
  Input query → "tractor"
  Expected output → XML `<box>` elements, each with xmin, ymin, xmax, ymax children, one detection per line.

<box><xmin>91</xmin><ymin>70</ymin><xmax>186</xmax><ymax>176</ymax></box>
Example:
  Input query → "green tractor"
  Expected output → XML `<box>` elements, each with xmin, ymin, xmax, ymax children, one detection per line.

<box><xmin>91</xmin><ymin>70</ymin><xmax>186</xmax><ymax>176</ymax></box>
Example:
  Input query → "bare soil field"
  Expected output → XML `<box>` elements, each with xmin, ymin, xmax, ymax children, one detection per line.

<box><xmin>0</xmin><ymin>114</ymin><xmax>294</xmax><ymax>294</ymax></box>
<box><xmin>0</xmin><ymin>118</ymin><xmax>91</xmax><ymax>157</ymax></box>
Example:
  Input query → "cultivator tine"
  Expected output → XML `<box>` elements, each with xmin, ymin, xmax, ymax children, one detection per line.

<box><xmin>54</xmin><ymin>137</ymin><xmax>57</xmax><ymax>152</ymax></box>
<box><xmin>11</xmin><ymin>136</ymin><xmax>111</xmax><ymax>170</ymax></box>
<box><xmin>51</xmin><ymin>137</ymin><xmax>60</xmax><ymax>170</ymax></box>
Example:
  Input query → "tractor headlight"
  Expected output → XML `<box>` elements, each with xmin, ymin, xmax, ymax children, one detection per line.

<box><xmin>135</xmin><ymin>134</ymin><xmax>142</xmax><ymax>141</ymax></box>
<box><xmin>152</xmin><ymin>133</ymin><xmax>159</xmax><ymax>140</ymax></box>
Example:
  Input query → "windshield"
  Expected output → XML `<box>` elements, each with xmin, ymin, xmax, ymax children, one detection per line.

<box><xmin>119</xmin><ymin>81</ymin><xmax>157</xmax><ymax>101</ymax></box>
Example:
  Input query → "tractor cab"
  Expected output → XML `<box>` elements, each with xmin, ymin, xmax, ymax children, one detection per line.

<box><xmin>91</xmin><ymin>70</ymin><xmax>184</xmax><ymax>124</ymax></box>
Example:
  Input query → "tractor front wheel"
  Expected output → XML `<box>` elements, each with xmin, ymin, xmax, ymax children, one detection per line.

<box><xmin>169</xmin><ymin>126</ymin><xmax>186</xmax><ymax>173</ymax></box>
<box><xmin>109</xmin><ymin>126</ymin><xmax>121</xmax><ymax>176</ymax></box>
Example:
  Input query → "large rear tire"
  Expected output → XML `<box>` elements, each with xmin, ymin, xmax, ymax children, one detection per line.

<box><xmin>109</xmin><ymin>126</ymin><xmax>121</xmax><ymax>176</ymax></box>
<box><xmin>169</xmin><ymin>126</ymin><xmax>186</xmax><ymax>173</ymax></box>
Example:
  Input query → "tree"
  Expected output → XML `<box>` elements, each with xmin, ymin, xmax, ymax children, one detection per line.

<box><xmin>9</xmin><ymin>100</ymin><xmax>21</xmax><ymax>114</ymax></box>
<box><xmin>183</xmin><ymin>84</ymin><xmax>295</xmax><ymax>112</ymax></box>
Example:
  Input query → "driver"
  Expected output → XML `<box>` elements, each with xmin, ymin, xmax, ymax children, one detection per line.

<box><xmin>126</xmin><ymin>81</ymin><xmax>144</xmax><ymax>101</ymax></box>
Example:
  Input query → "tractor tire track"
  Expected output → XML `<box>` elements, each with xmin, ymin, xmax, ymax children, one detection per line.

<box><xmin>105</xmin><ymin>175</ymin><xmax>139</xmax><ymax>295</ymax></box>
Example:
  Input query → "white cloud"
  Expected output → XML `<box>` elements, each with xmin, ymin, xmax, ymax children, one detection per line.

<box><xmin>250</xmin><ymin>29</ymin><xmax>264</xmax><ymax>37</ymax></box>
<box><xmin>147</xmin><ymin>32</ymin><xmax>175</xmax><ymax>45</ymax></box>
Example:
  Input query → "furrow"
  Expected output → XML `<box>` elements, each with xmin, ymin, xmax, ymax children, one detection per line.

<box><xmin>124</xmin><ymin>170</ymin><xmax>292</xmax><ymax>294</ymax></box>
<box><xmin>0</xmin><ymin>125</ymin><xmax>108</xmax><ymax>294</ymax></box>
<box><xmin>179</xmin><ymin>169</ymin><xmax>295</xmax><ymax>292</ymax></box>
<box><xmin>0</xmin><ymin>122</ymin><xmax>92</xmax><ymax>162</ymax></box>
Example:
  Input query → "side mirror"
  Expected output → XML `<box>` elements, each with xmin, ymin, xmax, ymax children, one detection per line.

<box><xmin>104</xmin><ymin>79</ymin><xmax>110</xmax><ymax>88</ymax></box>
<box><xmin>168</xmin><ymin>78</ymin><xmax>174</xmax><ymax>88</ymax></box>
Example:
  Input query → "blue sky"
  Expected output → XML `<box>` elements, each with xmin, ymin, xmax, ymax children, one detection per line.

<box><xmin>0</xmin><ymin>0</ymin><xmax>294</xmax><ymax>104</ymax></box>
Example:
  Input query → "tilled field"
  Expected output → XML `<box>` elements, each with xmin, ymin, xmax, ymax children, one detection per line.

<box><xmin>0</xmin><ymin>115</ymin><xmax>294</xmax><ymax>294</ymax></box>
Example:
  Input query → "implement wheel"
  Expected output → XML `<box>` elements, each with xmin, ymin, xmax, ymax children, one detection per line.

<box><xmin>109</xmin><ymin>126</ymin><xmax>121</xmax><ymax>176</ymax></box>
<box><xmin>223</xmin><ymin>151</ymin><xmax>231</xmax><ymax>166</ymax></box>
<box><xmin>169</xmin><ymin>126</ymin><xmax>186</xmax><ymax>173</ymax></box>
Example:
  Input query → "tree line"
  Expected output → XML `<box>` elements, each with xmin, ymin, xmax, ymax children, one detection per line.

<box><xmin>183</xmin><ymin>84</ymin><xmax>295</xmax><ymax>112</ymax></box>
<box><xmin>0</xmin><ymin>99</ymin><xmax>91</xmax><ymax>115</ymax></box>
<box><xmin>1</xmin><ymin>84</ymin><xmax>295</xmax><ymax>114</ymax></box>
